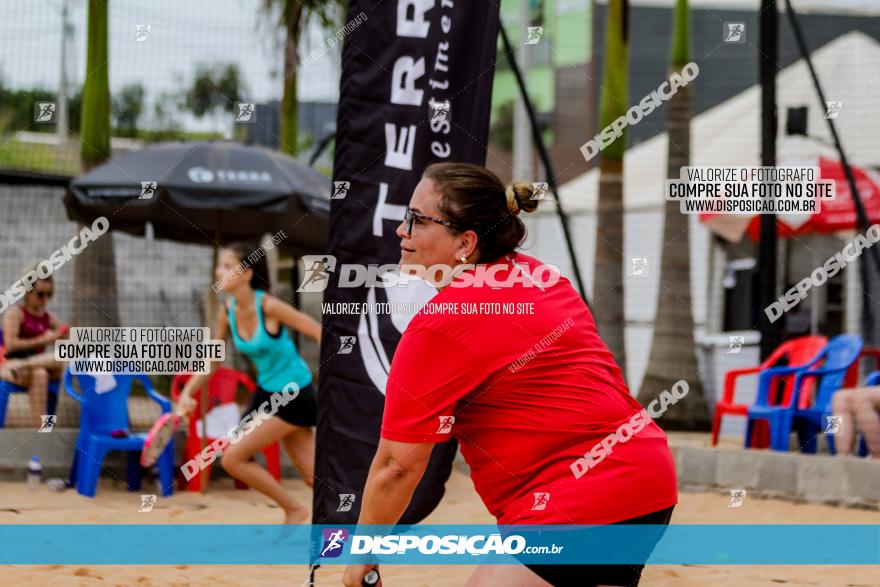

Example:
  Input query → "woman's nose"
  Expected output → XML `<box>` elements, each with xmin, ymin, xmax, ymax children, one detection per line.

<box><xmin>395</xmin><ymin>220</ymin><xmax>409</xmax><ymax>239</ymax></box>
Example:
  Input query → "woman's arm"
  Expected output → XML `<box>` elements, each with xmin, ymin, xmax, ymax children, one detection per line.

<box><xmin>342</xmin><ymin>439</ymin><xmax>434</xmax><ymax>587</ymax></box>
<box><xmin>47</xmin><ymin>312</ymin><xmax>64</xmax><ymax>330</ymax></box>
<box><xmin>262</xmin><ymin>294</ymin><xmax>322</xmax><ymax>343</ymax></box>
<box><xmin>2</xmin><ymin>307</ymin><xmax>58</xmax><ymax>353</ymax></box>
<box><xmin>176</xmin><ymin>305</ymin><xmax>230</xmax><ymax>416</ymax></box>
<box><xmin>2</xmin><ymin>351</ymin><xmax>61</xmax><ymax>370</ymax></box>
<box><xmin>358</xmin><ymin>439</ymin><xmax>435</xmax><ymax>524</ymax></box>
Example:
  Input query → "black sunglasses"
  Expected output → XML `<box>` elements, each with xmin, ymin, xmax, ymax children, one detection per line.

<box><xmin>36</xmin><ymin>291</ymin><xmax>53</xmax><ymax>299</ymax></box>
<box><xmin>404</xmin><ymin>206</ymin><xmax>453</xmax><ymax>236</ymax></box>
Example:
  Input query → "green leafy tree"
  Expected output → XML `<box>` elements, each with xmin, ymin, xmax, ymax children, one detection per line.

<box><xmin>489</xmin><ymin>101</ymin><xmax>515</xmax><ymax>152</ymax></box>
<box><xmin>0</xmin><ymin>86</ymin><xmax>56</xmax><ymax>133</ymax></box>
<box><xmin>263</xmin><ymin>0</ymin><xmax>343</xmax><ymax>155</ymax></box>
<box><xmin>184</xmin><ymin>63</ymin><xmax>244</xmax><ymax>118</ymax></box>
<box><xmin>67</xmin><ymin>87</ymin><xmax>83</xmax><ymax>135</ymax></box>
<box><xmin>112</xmin><ymin>83</ymin><xmax>145</xmax><ymax>138</ymax></box>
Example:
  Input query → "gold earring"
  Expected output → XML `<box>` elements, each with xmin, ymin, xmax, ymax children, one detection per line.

<box><xmin>460</xmin><ymin>256</ymin><xmax>467</xmax><ymax>263</ymax></box>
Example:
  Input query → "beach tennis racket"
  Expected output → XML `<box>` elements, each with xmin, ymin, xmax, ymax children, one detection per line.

<box><xmin>141</xmin><ymin>412</ymin><xmax>181</xmax><ymax>467</ymax></box>
<box><xmin>363</xmin><ymin>569</ymin><xmax>380</xmax><ymax>586</ymax></box>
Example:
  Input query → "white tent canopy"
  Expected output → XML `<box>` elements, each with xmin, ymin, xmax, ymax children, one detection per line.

<box><xmin>594</xmin><ymin>0</ymin><xmax>880</xmax><ymax>16</ymax></box>
<box><xmin>550</xmin><ymin>32</ymin><xmax>880</xmax><ymax>217</ymax></box>
<box><xmin>522</xmin><ymin>32</ymin><xmax>879</xmax><ymax>399</ymax></box>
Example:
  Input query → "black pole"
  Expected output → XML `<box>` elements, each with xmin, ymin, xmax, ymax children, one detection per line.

<box><xmin>758</xmin><ymin>0</ymin><xmax>781</xmax><ymax>360</ymax></box>
<box><xmin>292</xmin><ymin>259</ymin><xmax>302</xmax><ymax>350</ymax></box>
<box><xmin>307</xmin><ymin>562</ymin><xmax>319</xmax><ymax>585</ymax></box>
<box><xmin>784</xmin><ymin>0</ymin><xmax>877</xmax><ymax>343</ymax></box>
<box><xmin>309</xmin><ymin>132</ymin><xmax>336</xmax><ymax>167</ymax></box>
<box><xmin>499</xmin><ymin>21</ymin><xmax>590</xmax><ymax>307</ymax></box>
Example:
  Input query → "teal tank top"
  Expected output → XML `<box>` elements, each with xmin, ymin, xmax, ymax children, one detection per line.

<box><xmin>227</xmin><ymin>290</ymin><xmax>313</xmax><ymax>392</ymax></box>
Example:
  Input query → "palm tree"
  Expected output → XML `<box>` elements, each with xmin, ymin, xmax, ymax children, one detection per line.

<box><xmin>73</xmin><ymin>0</ymin><xmax>120</xmax><ymax>327</ymax></box>
<box><xmin>265</xmin><ymin>0</ymin><xmax>342</xmax><ymax>155</ymax></box>
<box><xmin>637</xmin><ymin>0</ymin><xmax>709</xmax><ymax>430</ymax></box>
<box><xmin>78</xmin><ymin>0</ymin><xmax>110</xmax><ymax>168</ymax></box>
<box><xmin>593</xmin><ymin>0</ymin><xmax>629</xmax><ymax>375</ymax></box>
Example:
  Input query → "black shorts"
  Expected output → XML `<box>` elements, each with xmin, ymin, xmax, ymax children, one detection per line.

<box><xmin>522</xmin><ymin>506</ymin><xmax>674</xmax><ymax>587</ymax></box>
<box><xmin>243</xmin><ymin>383</ymin><xmax>317</xmax><ymax>427</ymax></box>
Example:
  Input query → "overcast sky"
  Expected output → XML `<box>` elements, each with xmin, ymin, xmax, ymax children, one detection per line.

<box><xmin>0</xmin><ymin>0</ymin><xmax>342</xmax><ymax>130</ymax></box>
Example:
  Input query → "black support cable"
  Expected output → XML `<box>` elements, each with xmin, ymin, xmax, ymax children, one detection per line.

<box><xmin>499</xmin><ymin>20</ymin><xmax>590</xmax><ymax>307</ymax></box>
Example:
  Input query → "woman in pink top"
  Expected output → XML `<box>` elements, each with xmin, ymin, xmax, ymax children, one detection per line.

<box><xmin>1</xmin><ymin>272</ymin><xmax>66</xmax><ymax>427</ymax></box>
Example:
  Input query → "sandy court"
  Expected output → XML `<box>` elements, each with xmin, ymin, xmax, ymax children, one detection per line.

<box><xmin>1</xmin><ymin>470</ymin><xmax>878</xmax><ymax>587</ymax></box>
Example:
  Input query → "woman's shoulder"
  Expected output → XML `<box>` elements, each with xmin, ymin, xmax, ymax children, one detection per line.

<box><xmin>259</xmin><ymin>290</ymin><xmax>275</xmax><ymax>308</ymax></box>
<box><xmin>405</xmin><ymin>295</ymin><xmax>475</xmax><ymax>341</ymax></box>
<box><xmin>11</xmin><ymin>304</ymin><xmax>30</xmax><ymax>321</ymax></box>
<box><xmin>259</xmin><ymin>291</ymin><xmax>293</xmax><ymax>315</ymax></box>
<box><xmin>3</xmin><ymin>304</ymin><xmax>25</xmax><ymax>325</ymax></box>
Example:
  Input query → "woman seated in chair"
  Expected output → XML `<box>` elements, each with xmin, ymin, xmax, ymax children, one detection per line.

<box><xmin>832</xmin><ymin>387</ymin><xmax>880</xmax><ymax>457</ymax></box>
<box><xmin>0</xmin><ymin>270</ymin><xmax>67</xmax><ymax>427</ymax></box>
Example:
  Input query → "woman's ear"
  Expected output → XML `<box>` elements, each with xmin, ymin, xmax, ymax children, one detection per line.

<box><xmin>462</xmin><ymin>230</ymin><xmax>479</xmax><ymax>258</ymax></box>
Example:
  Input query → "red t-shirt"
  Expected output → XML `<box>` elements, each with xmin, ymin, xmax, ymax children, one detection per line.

<box><xmin>381</xmin><ymin>253</ymin><xmax>678</xmax><ymax>525</ymax></box>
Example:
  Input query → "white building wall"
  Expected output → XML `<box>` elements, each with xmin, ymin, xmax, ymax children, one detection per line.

<box><xmin>523</xmin><ymin>208</ymin><xmax>713</xmax><ymax>393</ymax></box>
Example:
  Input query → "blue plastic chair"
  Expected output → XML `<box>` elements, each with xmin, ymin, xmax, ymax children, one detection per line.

<box><xmin>793</xmin><ymin>335</ymin><xmax>866</xmax><ymax>453</ymax></box>
<box><xmin>0</xmin><ymin>328</ymin><xmax>60</xmax><ymax>427</ymax></box>
<box><xmin>747</xmin><ymin>334</ymin><xmax>863</xmax><ymax>452</ymax></box>
<box><xmin>64</xmin><ymin>368</ymin><xmax>174</xmax><ymax>498</ymax></box>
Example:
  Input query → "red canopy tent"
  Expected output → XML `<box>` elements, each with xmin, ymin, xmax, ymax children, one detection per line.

<box><xmin>701</xmin><ymin>157</ymin><xmax>880</xmax><ymax>241</ymax></box>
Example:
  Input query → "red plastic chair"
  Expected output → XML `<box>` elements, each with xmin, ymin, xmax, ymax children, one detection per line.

<box><xmin>171</xmin><ymin>368</ymin><xmax>282</xmax><ymax>491</ymax></box>
<box><xmin>843</xmin><ymin>347</ymin><xmax>880</xmax><ymax>388</ymax></box>
<box><xmin>712</xmin><ymin>335</ymin><xmax>827</xmax><ymax>447</ymax></box>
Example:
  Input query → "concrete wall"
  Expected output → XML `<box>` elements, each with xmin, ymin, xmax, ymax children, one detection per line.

<box><xmin>0</xmin><ymin>183</ymin><xmax>324</xmax><ymax>428</ymax></box>
<box><xmin>0</xmin><ymin>184</ymin><xmax>214</xmax><ymax>328</ymax></box>
<box><xmin>4</xmin><ymin>429</ymin><xmax>878</xmax><ymax>509</ymax></box>
<box><xmin>453</xmin><ymin>437</ymin><xmax>880</xmax><ymax>509</ymax></box>
<box><xmin>673</xmin><ymin>444</ymin><xmax>880</xmax><ymax>508</ymax></box>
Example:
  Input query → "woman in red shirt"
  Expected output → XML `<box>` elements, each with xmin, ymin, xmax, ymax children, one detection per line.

<box><xmin>342</xmin><ymin>163</ymin><xmax>677</xmax><ymax>587</ymax></box>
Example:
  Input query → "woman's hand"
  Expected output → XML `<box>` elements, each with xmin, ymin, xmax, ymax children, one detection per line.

<box><xmin>175</xmin><ymin>370</ymin><xmax>214</xmax><ymax>418</ymax></box>
<box><xmin>342</xmin><ymin>564</ymin><xmax>380</xmax><ymax>586</ymax></box>
<box><xmin>39</xmin><ymin>329</ymin><xmax>62</xmax><ymax>345</ymax></box>
<box><xmin>176</xmin><ymin>393</ymin><xmax>197</xmax><ymax>418</ymax></box>
<box><xmin>0</xmin><ymin>360</ymin><xmax>22</xmax><ymax>382</ymax></box>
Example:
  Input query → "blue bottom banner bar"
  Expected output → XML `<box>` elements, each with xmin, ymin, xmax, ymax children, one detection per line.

<box><xmin>1</xmin><ymin>525</ymin><xmax>878</xmax><ymax>565</ymax></box>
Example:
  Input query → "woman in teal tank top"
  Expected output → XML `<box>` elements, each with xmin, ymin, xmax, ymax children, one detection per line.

<box><xmin>177</xmin><ymin>242</ymin><xmax>322</xmax><ymax>524</ymax></box>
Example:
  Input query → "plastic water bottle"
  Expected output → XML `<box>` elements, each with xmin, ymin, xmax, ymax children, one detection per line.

<box><xmin>27</xmin><ymin>456</ymin><xmax>42</xmax><ymax>491</ymax></box>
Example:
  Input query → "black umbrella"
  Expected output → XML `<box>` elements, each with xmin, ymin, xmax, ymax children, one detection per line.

<box><xmin>65</xmin><ymin>141</ymin><xmax>330</xmax><ymax>256</ymax></box>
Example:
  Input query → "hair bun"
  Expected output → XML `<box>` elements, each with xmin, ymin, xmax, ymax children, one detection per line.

<box><xmin>505</xmin><ymin>181</ymin><xmax>541</xmax><ymax>215</ymax></box>
<box><xmin>504</xmin><ymin>185</ymin><xmax>520</xmax><ymax>215</ymax></box>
